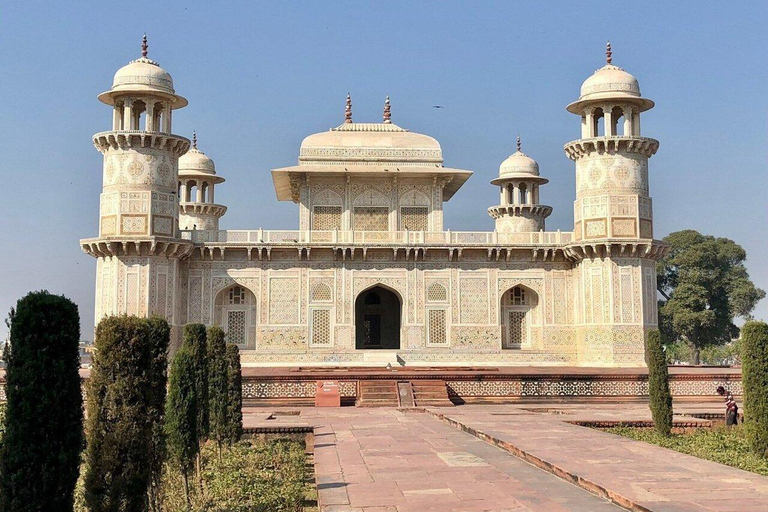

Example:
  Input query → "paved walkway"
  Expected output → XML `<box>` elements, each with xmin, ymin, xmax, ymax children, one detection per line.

<box><xmin>427</xmin><ymin>405</ymin><xmax>768</xmax><ymax>512</ymax></box>
<box><xmin>302</xmin><ymin>408</ymin><xmax>622</xmax><ymax>512</ymax></box>
<box><xmin>244</xmin><ymin>404</ymin><xmax>768</xmax><ymax>512</ymax></box>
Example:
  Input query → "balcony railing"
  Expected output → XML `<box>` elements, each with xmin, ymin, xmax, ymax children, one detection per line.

<box><xmin>180</xmin><ymin>229</ymin><xmax>573</xmax><ymax>246</ymax></box>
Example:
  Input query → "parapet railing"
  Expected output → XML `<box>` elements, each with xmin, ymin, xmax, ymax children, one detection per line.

<box><xmin>180</xmin><ymin>229</ymin><xmax>573</xmax><ymax>246</ymax></box>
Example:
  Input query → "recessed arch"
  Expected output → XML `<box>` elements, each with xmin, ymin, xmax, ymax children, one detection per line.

<box><xmin>354</xmin><ymin>285</ymin><xmax>402</xmax><ymax>350</ymax></box>
<box><xmin>500</xmin><ymin>284</ymin><xmax>539</xmax><ymax>349</ymax></box>
<box><xmin>214</xmin><ymin>284</ymin><xmax>257</xmax><ymax>348</ymax></box>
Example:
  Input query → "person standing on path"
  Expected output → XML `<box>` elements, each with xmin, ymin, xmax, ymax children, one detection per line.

<box><xmin>716</xmin><ymin>386</ymin><xmax>738</xmax><ymax>426</ymax></box>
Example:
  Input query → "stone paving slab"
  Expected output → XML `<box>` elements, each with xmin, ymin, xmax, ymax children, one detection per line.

<box><xmin>298</xmin><ymin>408</ymin><xmax>623</xmax><ymax>512</ymax></box>
<box><xmin>428</xmin><ymin>405</ymin><xmax>768</xmax><ymax>512</ymax></box>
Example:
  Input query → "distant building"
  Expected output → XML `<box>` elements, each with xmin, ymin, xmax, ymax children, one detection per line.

<box><xmin>81</xmin><ymin>39</ymin><xmax>665</xmax><ymax>367</ymax></box>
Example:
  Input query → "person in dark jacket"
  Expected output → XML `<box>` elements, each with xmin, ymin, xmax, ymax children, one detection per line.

<box><xmin>716</xmin><ymin>386</ymin><xmax>738</xmax><ymax>426</ymax></box>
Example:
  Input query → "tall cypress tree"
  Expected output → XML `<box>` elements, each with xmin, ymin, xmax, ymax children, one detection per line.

<box><xmin>183</xmin><ymin>324</ymin><xmax>209</xmax><ymax>442</ymax></box>
<box><xmin>207</xmin><ymin>326</ymin><xmax>228</xmax><ymax>458</ymax></box>
<box><xmin>0</xmin><ymin>291</ymin><xmax>84</xmax><ymax>512</ymax></box>
<box><xmin>647</xmin><ymin>330</ymin><xmax>673</xmax><ymax>436</ymax></box>
<box><xmin>145</xmin><ymin>317</ymin><xmax>170</xmax><ymax>511</ymax></box>
<box><xmin>225</xmin><ymin>343</ymin><xmax>243</xmax><ymax>445</ymax></box>
<box><xmin>165</xmin><ymin>345</ymin><xmax>198</xmax><ymax>506</ymax></box>
<box><xmin>84</xmin><ymin>316</ymin><xmax>168</xmax><ymax>512</ymax></box>
<box><xmin>742</xmin><ymin>321</ymin><xmax>768</xmax><ymax>458</ymax></box>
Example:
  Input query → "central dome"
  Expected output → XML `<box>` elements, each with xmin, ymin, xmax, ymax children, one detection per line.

<box><xmin>299</xmin><ymin>122</ymin><xmax>443</xmax><ymax>165</ymax></box>
<box><xmin>579</xmin><ymin>64</ymin><xmax>640</xmax><ymax>101</ymax></box>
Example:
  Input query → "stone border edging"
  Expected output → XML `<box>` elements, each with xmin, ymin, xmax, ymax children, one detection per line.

<box><xmin>425</xmin><ymin>409</ymin><xmax>651</xmax><ymax>512</ymax></box>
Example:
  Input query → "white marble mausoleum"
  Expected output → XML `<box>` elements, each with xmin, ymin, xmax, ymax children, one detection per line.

<box><xmin>82</xmin><ymin>39</ymin><xmax>667</xmax><ymax>367</ymax></box>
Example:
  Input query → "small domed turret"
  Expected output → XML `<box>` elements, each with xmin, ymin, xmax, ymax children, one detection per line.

<box><xmin>178</xmin><ymin>133</ymin><xmax>227</xmax><ymax>231</ymax></box>
<box><xmin>488</xmin><ymin>136</ymin><xmax>551</xmax><ymax>233</ymax></box>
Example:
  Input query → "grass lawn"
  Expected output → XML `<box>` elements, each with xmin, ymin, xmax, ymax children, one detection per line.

<box><xmin>605</xmin><ymin>425</ymin><xmax>768</xmax><ymax>476</ymax></box>
<box><xmin>75</xmin><ymin>437</ymin><xmax>317</xmax><ymax>512</ymax></box>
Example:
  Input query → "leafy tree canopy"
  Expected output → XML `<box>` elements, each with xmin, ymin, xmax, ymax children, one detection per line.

<box><xmin>657</xmin><ymin>230</ymin><xmax>765</xmax><ymax>363</ymax></box>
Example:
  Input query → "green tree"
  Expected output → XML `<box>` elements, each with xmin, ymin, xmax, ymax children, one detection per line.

<box><xmin>207</xmin><ymin>326</ymin><xmax>229</xmax><ymax>458</ymax></box>
<box><xmin>0</xmin><ymin>291</ymin><xmax>84</xmax><ymax>512</ymax></box>
<box><xmin>165</xmin><ymin>345</ymin><xmax>198</xmax><ymax>506</ymax></box>
<box><xmin>182</xmin><ymin>324</ymin><xmax>209</xmax><ymax>442</ymax></box>
<box><xmin>742</xmin><ymin>321</ymin><xmax>768</xmax><ymax>458</ymax></box>
<box><xmin>647</xmin><ymin>330</ymin><xmax>673</xmax><ymax>435</ymax></box>
<box><xmin>225</xmin><ymin>343</ymin><xmax>244</xmax><ymax>445</ymax></box>
<box><xmin>84</xmin><ymin>316</ymin><xmax>168</xmax><ymax>512</ymax></box>
<box><xmin>657</xmin><ymin>230</ymin><xmax>765</xmax><ymax>364</ymax></box>
<box><xmin>145</xmin><ymin>317</ymin><xmax>170</xmax><ymax>512</ymax></box>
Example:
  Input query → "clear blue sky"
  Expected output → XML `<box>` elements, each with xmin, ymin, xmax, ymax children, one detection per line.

<box><xmin>1</xmin><ymin>1</ymin><xmax>766</xmax><ymax>341</ymax></box>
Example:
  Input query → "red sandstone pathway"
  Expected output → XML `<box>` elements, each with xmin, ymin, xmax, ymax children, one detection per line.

<box><xmin>299</xmin><ymin>408</ymin><xmax>623</xmax><ymax>512</ymax></box>
<box><xmin>428</xmin><ymin>405</ymin><xmax>768</xmax><ymax>512</ymax></box>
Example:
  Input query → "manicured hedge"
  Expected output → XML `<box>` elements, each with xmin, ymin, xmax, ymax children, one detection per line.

<box><xmin>647</xmin><ymin>330</ymin><xmax>673</xmax><ymax>436</ymax></box>
<box><xmin>741</xmin><ymin>321</ymin><xmax>768</xmax><ymax>458</ymax></box>
<box><xmin>0</xmin><ymin>291</ymin><xmax>83</xmax><ymax>512</ymax></box>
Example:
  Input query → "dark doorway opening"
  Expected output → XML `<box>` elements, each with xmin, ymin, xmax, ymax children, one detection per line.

<box><xmin>355</xmin><ymin>286</ymin><xmax>401</xmax><ymax>349</ymax></box>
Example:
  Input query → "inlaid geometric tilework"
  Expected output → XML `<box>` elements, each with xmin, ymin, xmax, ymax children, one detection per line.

<box><xmin>269</xmin><ymin>278</ymin><xmax>300</xmax><ymax>324</ymax></box>
<box><xmin>459</xmin><ymin>278</ymin><xmax>488</xmax><ymax>324</ymax></box>
<box><xmin>426</xmin><ymin>282</ymin><xmax>448</xmax><ymax>303</ymax></box>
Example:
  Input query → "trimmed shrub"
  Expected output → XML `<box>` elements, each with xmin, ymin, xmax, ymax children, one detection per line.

<box><xmin>741</xmin><ymin>321</ymin><xmax>768</xmax><ymax>458</ymax></box>
<box><xmin>165</xmin><ymin>345</ymin><xmax>199</xmax><ymax>505</ymax></box>
<box><xmin>225</xmin><ymin>343</ymin><xmax>243</xmax><ymax>444</ymax></box>
<box><xmin>183</xmin><ymin>324</ymin><xmax>209</xmax><ymax>442</ymax></box>
<box><xmin>84</xmin><ymin>316</ymin><xmax>169</xmax><ymax>512</ymax></box>
<box><xmin>647</xmin><ymin>330</ymin><xmax>673</xmax><ymax>436</ymax></box>
<box><xmin>146</xmin><ymin>317</ymin><xmax>171</xmax><ymax>512</ymax></box>
<box><xmin>0</xmin><ymin>291</ymin><xmax>84</xmax><ymax>512</ymax></box>
<box><xmin>207</xmin><ymin>326</ymin><xmax>228</xmax><ymax>456</ymax></box>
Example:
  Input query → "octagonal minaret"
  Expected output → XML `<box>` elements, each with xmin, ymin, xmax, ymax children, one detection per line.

<box><xmin>178</xmin><ymin>132</ymin><xmax>227</xmax><ymax>231</ymax></box>
<box><xmin>564</xmin><ymin>42</ymin><xmax>659</xmax><ymax>242</ymax></box>
<box><xmin>81</xmin><ymin>35</ymin><xmax>191</xmax><ymax>328</ymax></box>
<box><xmin>488</xmin><ymin>135</ymin><xmax>552</xmax><ymax>232</ymax></box>
<box><xmin>564</xmin><ymin>43</ymin><xmax>666</xmax><ymax>367</ymax></box>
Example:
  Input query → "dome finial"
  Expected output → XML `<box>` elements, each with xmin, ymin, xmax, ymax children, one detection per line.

<box><xmin>142</xmin><ymin>33</ymin><xmax>148</xmax><ymax>58</ymax></box>
<box><xmin>383</xmin><ymin>94</ymin><xmax>391</xmax><ymax>124</ymax></box>
<box><xmin>606</xmin><ymin>41</ymin><xmax>612</xmax><ymax>65</ymax></box>
<box><xmin>516</xmin><ymin>134</ymin><xmax>521</xmax><ymax>153</ymax></box>
<box><xmin>192</xmin><ymin>130</ymin><xmax>197</xmax><ymax>149</ymax></box>
<box><xmin>345</xmin><ymin>93</ymin><xmax>352</xmax><ymax>123</ymax></box>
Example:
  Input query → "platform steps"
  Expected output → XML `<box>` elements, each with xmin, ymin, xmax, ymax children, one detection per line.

<box><xmin>356</xmin><ymin>381</ymin><xmax>400</xmax><ymax>407</ymax></box>
<box><xmin>356</xmin><ymin>380</ymin><xmax>453</xmax><ymax>407</ymax></box>
<box><xmin>411</xmin><ymin>380</ymin><xmax>454</xmax><ymax>407</ymax></box>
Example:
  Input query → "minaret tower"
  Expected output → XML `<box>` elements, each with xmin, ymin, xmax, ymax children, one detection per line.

<box><xmin>81</xmin><ymin>35</ymin><xmax>191</xmax><ymax>328</ymax></box>
<box><xmin>488</xmin><ymin>135</ymin><xmax>552</xmax><ymax>233</ymax></box>
<box><xmin>178</xmin><ymin>132</ymin><xmax>227</xmax><ymax>231</ymax></box>
<box><xmin>564</xmin><ymin>43</ymin><xmax>666</xmax><ymax>366</ymax></box>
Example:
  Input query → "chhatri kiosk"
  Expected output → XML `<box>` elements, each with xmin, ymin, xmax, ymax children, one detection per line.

<box><xmin>83</xmin><ymin>40</ymin><xmax>722</xmax><ymax>405</ymax></box>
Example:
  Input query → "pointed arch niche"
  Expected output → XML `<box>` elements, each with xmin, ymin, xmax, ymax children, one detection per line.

<box><xmin>215</xmin><ymin>285</ymin><xmax>257</xmax><ymax>349</ymax></box>
<box><xmin>500</xmin><ymin>285</ymin><xmax>539</xmax><ymax>349</ymax></box>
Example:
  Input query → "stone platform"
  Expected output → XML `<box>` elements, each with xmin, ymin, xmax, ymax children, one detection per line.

<box><xmin>240</xmin><ymin>366</ymin><xmax>742</xmax><ymax>407</ymax></box>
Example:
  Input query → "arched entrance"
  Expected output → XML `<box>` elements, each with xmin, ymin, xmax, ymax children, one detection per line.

<box><xmin>500</xmin><ymin>285</ymin><xmax>538</xmax><ymax>349</ymax></box>
<box><xmin>355</xmin><ymin>286</ymin><xmax>401</xmax><ymax>349</ymax></box>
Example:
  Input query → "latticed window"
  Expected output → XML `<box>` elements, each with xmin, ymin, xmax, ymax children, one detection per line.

<box><xmin>311</xmin><ymin>283</ymin><xmax>332</xmax><ymax>302</ymax></box>
<box><xmin>229</xmin><ymin>286</ymin><xmax>245</xmax><ymax>305</ymax></box>
<box><xmin>427</xmin><ymin>309</ymin><xmax>448</xmax><ymax>345</ymax></box>
<box><xmin>312</xmin><ymin>206</ymin><xmax>342</xmax><ymax>230</ymax></box>
<box><xmin>310</xmin><ymin>308</ymin><xmax>332</xmax><ymax>346</ymax></box>
<box><xmin>353</xmin><ymin>206</ymin><xmax>389</xmax><ymax>231</ymax></box>
<box><xmin>504</xmin><ymin>310</ymin><xmax>527</xmax><ymax>348</ymax></box>
<box><xmin>426</xmin><ymin>283</ymin><xmax>448</xmax><ymax>303</ymax></box>
<box><xmin>226</xmin><ymin>310</ymin><xmax>247</xmax><ymax>345</ymax></box>
<box><xmin>511</xmin><ymin>286</ymin><xmax>527</xmax><ymax>306</ymax></box>
<box><xmin>400</xmin><ymin>206</ymin><xmax>429</xmax><ymax>231</ymax></box>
